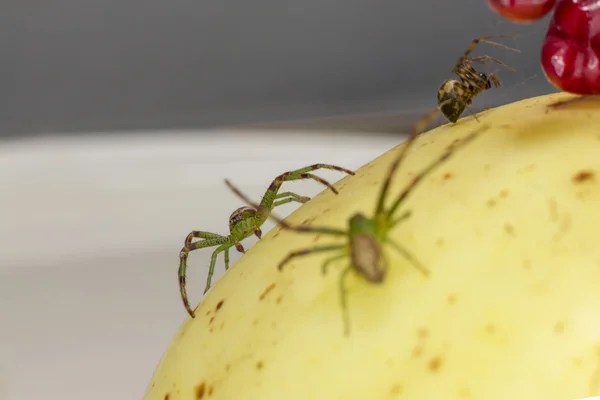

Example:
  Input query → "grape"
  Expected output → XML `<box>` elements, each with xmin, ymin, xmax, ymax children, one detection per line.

<box><xmin>488</xmin><ymin>0</ymin><xmax>557</xmax><ymax>23</ymax></box>
<box><xmin>541</xmin><ymin>0</ymin><xmax>600</xmax><ymax>94</ymax></box>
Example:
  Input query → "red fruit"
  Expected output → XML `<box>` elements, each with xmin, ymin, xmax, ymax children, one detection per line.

<box><xmin>488</xmin><ymin>0</ymin><xmax>557</xmax><ymax>22</ymax></box>
<box><xmin>542</xmin><ymin>0</ymin><xmax>600</xmax><ymax>94</ymax></box>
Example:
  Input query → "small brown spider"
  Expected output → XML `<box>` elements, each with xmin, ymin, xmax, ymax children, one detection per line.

<box><xmin>438</xmin><ymin>35</ymin><xmax>521</xmax><ymax>123</ymax></box>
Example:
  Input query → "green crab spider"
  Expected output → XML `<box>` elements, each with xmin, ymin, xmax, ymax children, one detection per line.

<box><xmin>179</xmin><ymin>163</ymin><xmax>355</xmax><ymax>317</ymax></box>
<box><xmin>225</xmin><ymin>110</ymin><xmax>489</xmax><ymax>335</ymax></box>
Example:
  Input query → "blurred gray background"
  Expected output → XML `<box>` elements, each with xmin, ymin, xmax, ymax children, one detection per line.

<box><xmin>4</xmin><ymin>0</ymin><xmax>557</xmax><ymax>138</ymax></box>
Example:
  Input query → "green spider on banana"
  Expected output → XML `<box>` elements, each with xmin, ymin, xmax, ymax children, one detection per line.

<box><xmin>225</xmin><ymin>108</ymin><xmax>488</xmax><ymax>335</ymax></box>
<box><xmin>178</xmin><ymin>163</ymin><xmax>355</xmax><ymax>317</ymax></box>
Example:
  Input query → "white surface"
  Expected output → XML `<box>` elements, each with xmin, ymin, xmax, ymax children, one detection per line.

<box><xmin>0</xmin><ymin>129</ymin><xmax>404</xmax><ymax>400</ymax></box>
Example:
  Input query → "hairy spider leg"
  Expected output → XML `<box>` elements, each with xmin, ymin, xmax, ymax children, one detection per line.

<box><xmin>460</xmin><ymin>66</ymin><xmax>499</xmax><ymax>121</ymax></box>
<box><xmin>227</xmin><ymin>163</ymin><xmax>353</xmax><ymax>244</ymax></box>
<box><xmin>385</xmin><ymin>238</ymin><xmax>429</xmax><ymax>276</ymax></box>
<box><xmin>321</xmin><ymin>252</ymin><xmax>356</xmax><ymax>335</ymax></box>
<box><xmin>467</xmin><ymin>55</ymin><xmax>516</xmax><ymax>72</ymax></box>
<box><xmin>321</xmin><ymin>252</ymin><xmax>348</xmax><ymax>275</ymax></box>
<box><xmin>228</xmin><ymin>177</ymin><xmax>346</xmax><ymax>230</ymax></box>
<box><xmin>277</xmin><ymin>244</ymin><xmax>353</xmax><ymax>335</ymax></box>
<box><xmin>229</xmin><ymin>199</ymin><xmax>309</xmax><ymax>244</ymax></box>
<box><xmin>457</xmin><ymin>36</ymin><xmax>519</xmax><ymax>88</ymax></box>
<box><xmin>375</xmin><ymin>106</ymin><xmax>447</xmax><ymax>216</ymax></box>
<box><xmin>487</xmin><ymin>73</ymin><xmax>501</xmax><ymax>88</ymax></box>
<box><xmin>385</xmin><ymin>125</ymin><xmax>488</xmax><ymax>221</ymax></box>
<box><xmin>277</xmin><ymin>244</ymin><xmax>347</xmax><ymax>270</ymax></box>
<box><xmin>202</xmin><ymin>243</ymin><xmax>234</xmax><ymax>296</ymax></box>
<box><xmin>224</xmin><ymin>245</ymin><xmax>230</xmax><ymax>270</ymax></box>
<box><xmin>454</xmin><ymin>35</ymin><xmax>520</xmax><ymax>89</ymax></box>
<box><xmin>274</xmin><ymin>239</ymin><xmax>355</xmax><ymax>336</ymax></box>
<box><xmin>339</xmin><ymin>265</ymin><xmax>353</xmax><ymax>336</ymax></box>
<box><xmin>455</xmin><ymin>34</ymin><xmax>521</xmax><ymax>70</ymax></box>
<box><xmin>224</xmin><ymin>178</ymin><xmax>347</xmax><ymax>237</ymax></box>
<box><xmin>253</xmin><ymin>163</ymin><xmax>355</xmax><ymax>228</ymax></box>
<box><xmin>272</xmin><ymin>191</ymin><xmax>311</xmax><ymax>207</ymax></box>
<box><xmin>178</xmin><ymin>231</ymin><xmax>232</xmax><ymax>317</ymax></box>
<box><xmin>375</xmin><ymin>125</ymin><xmax>488</xmax><ymax>277</ymax></box>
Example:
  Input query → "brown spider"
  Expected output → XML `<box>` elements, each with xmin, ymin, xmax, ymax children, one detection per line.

<box><xmin>438</xmin><ymin>35</ymin><xmax>521</xmax><ymax>123</ymax></box>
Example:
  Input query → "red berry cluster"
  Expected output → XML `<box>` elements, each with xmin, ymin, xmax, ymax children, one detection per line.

<box><xmin>488</xmin><ymin>0</ymin><xmax>600</xmax><ymax>94</ymax></box>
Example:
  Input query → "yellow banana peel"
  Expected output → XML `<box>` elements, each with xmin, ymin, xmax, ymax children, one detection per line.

<box><xmin>144</xmin><ymin>92</ymin><xmax>600</xmax><ymax>400</ymax></box>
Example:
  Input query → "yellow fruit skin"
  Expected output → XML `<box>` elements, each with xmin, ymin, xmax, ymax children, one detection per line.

<box><xmin>144</xmin><ymin>92</ymin><xmax>600</xmax><ymax>400</ymax></box>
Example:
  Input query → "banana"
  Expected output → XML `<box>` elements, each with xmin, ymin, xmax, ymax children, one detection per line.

<box><xmin>144</xmin><ymin>92</ymin><xmax>600</xmax><ymax>400</ymax></box>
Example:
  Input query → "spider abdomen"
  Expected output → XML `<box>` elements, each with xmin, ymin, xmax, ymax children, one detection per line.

<box><xmin>350</xmin><ymin>233</ymin><xmax>385</xmax><ymax>284</ymax></box>
<box><xmin>437</xmin><ymin>79</ymin><xmax>469</xmax><ymax>123</ymax></box>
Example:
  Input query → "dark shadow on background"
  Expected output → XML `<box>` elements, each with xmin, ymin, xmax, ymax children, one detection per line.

<box><xmin>4</xmin><ymin>0</ymin><xmax>556</xmax><ymax>138</ymax></box>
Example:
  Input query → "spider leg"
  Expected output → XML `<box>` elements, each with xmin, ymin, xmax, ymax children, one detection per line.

<box><xmin>385</xmin><ymin>124</ymin><xmax>488</xmax><ymax>220</ymax></box>
<box><xmin>453</xmin><ymin>35</ymin><xmax>520</xmax><ymax>74</ymax></box>
<box><xmin>224</xmin><ymin>247</ymin><xmax>230</xmax><ymax>270</ymax></box>
<box><xmin>375</xmin><ymin>104</ymin><xmax>447</xmax><ymax>216</ymax></box>
<box><xmin>339</xmin><ymin>265</ymin><xmax>353</xmax><ymax>337</ymax></box>
<box><xmin>390</xmin><ymin>209</ymin><xmax>412</xmax><ymax>227</ymax></box>
<box><xmin>230</xmin><ymin>192</ymin><xmax>309</xmax><ymax>244</ymax></box>
<box><xmin>178</xmin><ymin>231</ymin><xmax>231</xmax><ymax>317</ymax></box>
<box><xmin>464</xmin><ymin>104</ymin><xmax>481</xmax><ymax>122</ymax></box>
<box><xmin>273</xmin><ymin>191</ymin><xmax>311</xmax><ymax>207</ymax></box>
<box><xmin>225</xmin><ymin>179</ymin><xmax>348</xmax><ymax>237</ymax></box>
<box><xmin>256</xmin><ymin>164</ymin><xmax>355</xmax><ymax>218</ymax></box>
<box><xmin>386</xmin><ymin>239</ymin><xmax>430</xmax><ymax>276</ymax></box>
<box><xmin>183</xmin><ymin>231</ymin><xmax>225</xmax><ymax>245</ymax></box>
<box><xmin>487</xmin><ymin>73</ymin><xmax>501</xmax><ymax>88</ymax></box>
<box><xmin>475</xmin><ymin>36</ymin><xmax>521</xmax><ymax>52</ymax></box>
<box><xmin>277</xmin><ymin>244</ymin><xmax>346</xmax><ymax>270</ymax></box>
<box><xmin>467</xmin><ymin>55</ymin><xmax>515</xmax><ymax>72</ymax></box>
<box><xmin>270</xmin><ymin>172</ymin><xmax>339</xmax><ymax>197</ymax></box>
<box><xmin>230</xmin><ymin>237</ymin><xmax>246</xmax><ymax>253</ymax></box>
<box><xmin>321</xmin><ymin>252</ymin><xmax>348</xmax><ymax>275</ymax></box>
<box><xmin>203</xmin><ymin>243</ymin><xmax>233</xmax><ymax>295</ymax></box>
<box><xmin>379</xmin><ymin>95</ymin><xmax>475</xmax><ymax>214</ymax></box>
<box><xmin>294</xmin><ymin>164</ymin><xmax>355</xmax><ymax>176</ymax></box>
<box><xmin>458</xmin><ymin>35</ymin><xmax>521</xmax><ymax>61</ymax></box>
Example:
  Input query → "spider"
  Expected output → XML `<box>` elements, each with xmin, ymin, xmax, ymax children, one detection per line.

<box><xmin>438</xmin><ymin>34</ymin><xmax>521</xmax><ymax>123</ymax></box>
<box><xmin>178</xmin><ymin>163</ymin><xmax>355</xmax><ymax>317</ymax></box>
<box><xmin>225</xmin><ymin>110</ymin><xmax>489</xmax><ymax>335</ymax></box>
